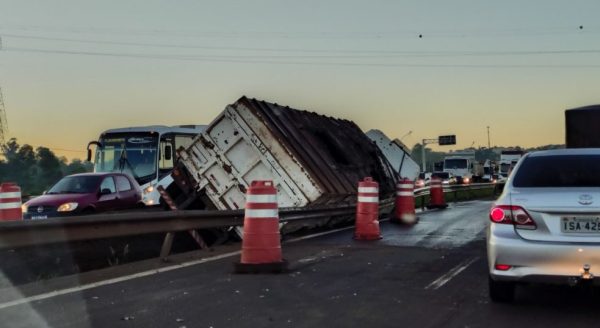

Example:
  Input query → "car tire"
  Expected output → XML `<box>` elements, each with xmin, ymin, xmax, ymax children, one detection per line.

<box><xmin>489</xmin><ymin>276</ymin><xmax>515</xmax><ymax>303</ymax></box>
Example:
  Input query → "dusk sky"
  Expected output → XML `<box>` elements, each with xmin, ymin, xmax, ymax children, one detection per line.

<box><xmin>1</xmin><ymin>0</ymin><xmax>600</xmax><ymax>160</ymax></box>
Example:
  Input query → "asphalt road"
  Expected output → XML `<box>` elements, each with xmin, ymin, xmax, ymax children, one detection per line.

<box><xmin>3</xmin><ymin>200</ymin><xmax>600</xmax><ymax>328</ymax></box>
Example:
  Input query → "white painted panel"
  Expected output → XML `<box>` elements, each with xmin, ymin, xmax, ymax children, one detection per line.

<box><xmin>208</xmin><ymin>116</ymin><xmax>238</xmax><ymax>151</ymax></box>
<box><xmin>225</xmin><ymin>139</ymin><xmax>259</xmax><ymax>175</ymax></box>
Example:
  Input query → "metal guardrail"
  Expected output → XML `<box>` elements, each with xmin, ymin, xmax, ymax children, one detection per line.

<box><xmin>0</xmin><ymin>184</ymin><xmax>491</xmax><ymax>251</ymax></box>
<box><xmin>414</xmin><ymin>182</ymin><xmax>496</xmax><ymax>197</ymax></box>
<box><xmin>0</xmin><ymin>201</ymin><xmax>395</xmax><ymax>250</ymax></box>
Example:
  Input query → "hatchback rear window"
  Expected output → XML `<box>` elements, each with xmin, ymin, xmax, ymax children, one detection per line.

<box><xmin>513</xmin><ymin>155</ymin><xmax>600</xmax><ymax>187</ymax></box>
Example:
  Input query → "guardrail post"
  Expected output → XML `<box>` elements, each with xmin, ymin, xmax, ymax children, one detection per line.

<box><xmin>160</xmin><ymin>232</ymin><xmax>175</xmax><ymax>261</ymax></box>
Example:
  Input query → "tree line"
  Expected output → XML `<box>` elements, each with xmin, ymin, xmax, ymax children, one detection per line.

<box><xmin>0</xmin><ymin>138</ymin><xmax>93</xmax><ymax>196</ymax></box>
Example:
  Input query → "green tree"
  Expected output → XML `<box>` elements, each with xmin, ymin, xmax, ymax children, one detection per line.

<box><xmin>0</xmin><ymin>139</ymin><xmax>37</xmax><ymax>193</ymax></box>
<box><xmin>35</xmin><ymin>147</ymin><xmax>63</xmax><ymax>194</ymax></box>
<box><xmin>0</xmin><ymin>139</ymin><xmax>93</xmax><ymax>195</ymax></box>
<box><xmin>64</xmin><ymin>159</ymin><xmax>93</xmax><ymax>175</ymax></box>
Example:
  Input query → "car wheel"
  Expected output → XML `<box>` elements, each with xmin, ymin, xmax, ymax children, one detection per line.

<box><xmin>489</xmin><ymin>276</ymin><xmax>515</xmax><ymax>303</ymax></box>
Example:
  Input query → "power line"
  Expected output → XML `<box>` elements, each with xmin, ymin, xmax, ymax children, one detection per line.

<box><xmin>4</xmin><ymin>33</ymin><xmax>600</xmax><ymax>57</ymax></box>
<box><xmin>0</xmin><ymin>23</ymin><xmax>597</xmax><ymax>40</ymax></box>
<box><xmin>0</xmin><ymin>37</ymin><xmax>8</xmax><ymax>144</ymax></box>
<box><xmin>5</xmin><ymin>46</ymin><xmax>600</xmax><ymax>69</ymax></box>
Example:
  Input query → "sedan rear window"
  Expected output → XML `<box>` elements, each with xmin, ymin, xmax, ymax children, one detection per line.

<box><xmin>513</xmin><ymin>155</ymin><xmax>600</xmax><ymax>187</ymax></box>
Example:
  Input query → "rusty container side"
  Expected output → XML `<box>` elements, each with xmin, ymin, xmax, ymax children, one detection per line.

<box><xmin>235</xmin><ymin>97</ymin><xmax>398</xmax><ymax>203</ymax></box>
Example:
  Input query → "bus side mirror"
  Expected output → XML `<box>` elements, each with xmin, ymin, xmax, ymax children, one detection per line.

<box><xmin>164</xmin><ymin>145</ymin><xmax>172</xmax><ymax>161</ymax></box>
<box><xmin>87</xmin><ymin>149</ymin><xmax>92</xmax><ymax>162</ymax></box>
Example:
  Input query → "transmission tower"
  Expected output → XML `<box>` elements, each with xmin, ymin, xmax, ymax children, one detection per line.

<box><xmin>0</xmin><ymin>36</ymin><xmax>6</xmax><ymax>143</ymax></box>
<box><xmin>0</xmin><ymin>86</ymin><xmax>6</xmax><ymax>144</ymax></box>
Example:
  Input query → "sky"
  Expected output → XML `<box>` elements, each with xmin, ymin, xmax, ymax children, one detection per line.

<box><xmin>1</xmin><ymin>0</ymin><xmax>600</xmax><ymax>160</ymax></box>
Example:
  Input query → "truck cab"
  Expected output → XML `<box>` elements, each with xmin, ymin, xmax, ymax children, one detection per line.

<box><xmin>443</xmin><ymin>157</ymin><xmax>472</xmax><ymax>184</ymax></box>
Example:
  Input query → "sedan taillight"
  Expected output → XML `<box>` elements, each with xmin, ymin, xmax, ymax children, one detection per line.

<box><xmin>489</xmin><ymin>205</ymin><xmax>536</xmax><ymax>229</ymax></box>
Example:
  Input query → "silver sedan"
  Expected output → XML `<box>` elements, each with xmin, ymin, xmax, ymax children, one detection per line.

<box><xmin>487</xmin><ymin>148</ymin><xmax>600</xmax><ymax>302</ymax></box>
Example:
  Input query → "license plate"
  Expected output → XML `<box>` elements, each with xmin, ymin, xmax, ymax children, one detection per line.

<box><xmin>561</xmin><ymin>217</ymin><xmax>600</xmax><ymax>233</ymax></box>
<box><xmin>31</xmin><ymin>215</ymin><xmax>48</xmax><ymax>220</ymax></box>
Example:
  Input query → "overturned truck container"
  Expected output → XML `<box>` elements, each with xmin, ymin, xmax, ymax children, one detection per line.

<box><xmin>167</xmin><ymin>97</ymin><xmax>398</xmax><ymax>231</ymax></box>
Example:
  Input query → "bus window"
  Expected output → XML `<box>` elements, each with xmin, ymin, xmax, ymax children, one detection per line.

<box><xmin>159</xmin><ymin>139</ymin><xmax>174</xmax><ymax>172</ymax></box>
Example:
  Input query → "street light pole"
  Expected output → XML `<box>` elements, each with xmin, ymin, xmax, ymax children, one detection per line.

<box><xmin>487</xmin><ymin>126</ymin><xmax>491</xmax><ymax>149</ymax></box>
<box><xmin>421</xmin><ymin>138</ymin><xmax>439</xmax><ymax>172</ymax></box>
<box><xmin>421</xmin><ymin>139</ymin><xmax>426</xmax><ymax>172</ymax></box>
<box><xmin>401</xmin><ymin>130</ymin><xmax>412</xmax><ymax>141</ymax></box>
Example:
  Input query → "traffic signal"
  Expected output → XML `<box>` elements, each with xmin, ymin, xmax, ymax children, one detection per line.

<box><xmin>438</xmin><ymin>135</ymin><xmax>456</xmax><ymax>145</ymax></box>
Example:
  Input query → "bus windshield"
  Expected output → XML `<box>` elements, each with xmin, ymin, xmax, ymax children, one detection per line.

<box><xmin>94</xmin><ymin>134</ymin><xmax>158</xmax><ymax>185</ymax></box>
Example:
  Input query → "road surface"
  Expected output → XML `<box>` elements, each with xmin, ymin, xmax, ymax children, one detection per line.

<box><xmin>2</xmin><ymin>200</ymin><xmax>600</xmax><ymax>328</ymax></box>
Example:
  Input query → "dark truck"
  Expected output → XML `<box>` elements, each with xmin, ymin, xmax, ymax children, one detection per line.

<box><xmin>565</xmin><ymin>105</ymin><xmax>600</xmax><ymax>148</ymax></box>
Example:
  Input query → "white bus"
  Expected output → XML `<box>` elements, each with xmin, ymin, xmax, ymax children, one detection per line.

<box><xmin>87</xmin><ymin>125</ymin><xmax>205</xmax><ymax>206</ymax></box>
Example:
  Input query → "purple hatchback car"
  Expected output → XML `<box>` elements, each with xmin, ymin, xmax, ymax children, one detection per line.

<box><xmin>22</xmin><ymin>173</ymin><xmax>142</xmax><ymax>220</ymax></box>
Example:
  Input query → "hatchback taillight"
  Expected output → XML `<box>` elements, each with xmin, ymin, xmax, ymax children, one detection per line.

<box><xmin>489</xmin><ymin>205</ymin><xmax>536</xmax><ymax>229</ymax></box>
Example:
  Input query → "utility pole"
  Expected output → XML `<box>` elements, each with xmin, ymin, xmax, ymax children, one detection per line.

<box><xmin>0</xmin><ymin>86</ymin><xmax>7</xmax><ymax>144</ymax></box>
<box><xmin>0</xmin><ymin>37</ymin><xmax>7</xmax><ymax>144</ymax></box>
<box><xmin>421</xmin><ymin>138</ymin><xmax>439</xmax><ymax>172</ymax></box>
<box><xmin>487</xmin><ymin>126</ymin><xmax>491</xmax><ymax>149</ymax></box>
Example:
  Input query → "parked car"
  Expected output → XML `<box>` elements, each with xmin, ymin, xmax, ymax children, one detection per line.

<box><xmin>22</xmin><ymin>173</ymin><xmax>143</xmax><ymax>220</ymax></box>
<box><xmin>487</xmin><ymin>149</ymin><xmax>600</xmax><ymax>302</ymax></box>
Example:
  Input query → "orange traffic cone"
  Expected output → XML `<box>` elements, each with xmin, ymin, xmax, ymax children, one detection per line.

<box><xmin>0</xmin><ymin>183</ymin><xmax>23</xmax><ymax>221</ymax></box>
<box><xmin>393</xmin><ymin>178</ymin><xmax>418</xmax><ymax>224</ymax></box>
<box><xmin>427</xmin><ymin>177</ymin><xmax>448</xmax><ymax>209</ymax></box>
<box><xmin>235</xmin><ymin>180</ymin><xmax>288</xmax><ymax>273</ymax></box>
<box><xmin>354</xmin><ymin>177</ymin><xmax>382</xmax><ymax>240</ymax></box>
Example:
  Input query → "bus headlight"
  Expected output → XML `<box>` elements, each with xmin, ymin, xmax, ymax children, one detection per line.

<box><xmin>144</xmin><ymin>186</ymin><xmax>154</xmax><ymax>194</ymax></box>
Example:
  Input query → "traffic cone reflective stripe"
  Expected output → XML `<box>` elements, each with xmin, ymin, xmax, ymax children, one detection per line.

<box><xmin>354</xmin><ymin>177</ymin><xmax>381</xmax><ymax>240</ymax></box>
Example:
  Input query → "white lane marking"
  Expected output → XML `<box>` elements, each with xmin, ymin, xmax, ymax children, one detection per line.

<box><xmin>424</xmin><ymin>257</ymin><xmax>479</xmax><ymax>290</ymax></box>
<box><xmin>0</xmin><ymin>250</ymin><xmax>242</xmax><ymax>310</ymax></box>
<box><xmin>284</xmin><ymin>225</ymin><xmax>357</xmax><ymax>243</ymax></box>
<box><xmin>0</xmin><ymin>216</ymin><xmax>394</xmax><ymax>310</ymax></box>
